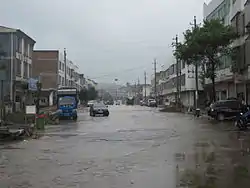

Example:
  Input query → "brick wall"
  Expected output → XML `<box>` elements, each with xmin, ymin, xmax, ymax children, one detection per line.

<box><xmin>32</xmin><ymin>50</ymin><xmax>59</xmax><ymax>89</ymax></box>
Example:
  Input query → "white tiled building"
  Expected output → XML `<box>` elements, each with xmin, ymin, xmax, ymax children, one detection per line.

<box><xmin>58</xmin><ymin>52</ymin><xmax>85</xmax><ymax>91</ymax></box>
<box><xmin>158</xmin><ymin>61</ymin><xmax>203</xmax><ymax>108</ymax></box>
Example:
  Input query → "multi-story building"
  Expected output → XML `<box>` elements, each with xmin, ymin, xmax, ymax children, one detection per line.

<box><xmin>203</xmin><ymin>0</ymin><xmax>235</xmax><ymax>101</ymax></box>
<box><xmin>157</xmin><ymin>61</ymin><xmax>203</xmax><ymax>108</ymax></box>
<box><xmin>203</xmin><ymin>0</ymin><xmax>250</xmax><ymax>102</ymax></box>
<box><xmin>0</xmin><ymin>26</ymin><xmax>35</xmax><ymax>111</ymax></box>
<box><xmin>85</xmin><ymin>79</ymin><xmax>97</xmax><ymax>89</ymax></box>
<box><xmin>32</xmin><ymin>50</ymin><xmax>86</xmax><ymax>106</ymax></box>
<box><xmin>58</xmin><ymin>52</ymin><xmax>85</xmax><ymax>90</ymax></box>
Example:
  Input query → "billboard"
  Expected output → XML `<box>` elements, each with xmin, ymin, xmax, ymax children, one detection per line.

<box><xmin>28</xmin><ymin>78</ymin><xmax>39</xmax><ymax>91</ymax></box>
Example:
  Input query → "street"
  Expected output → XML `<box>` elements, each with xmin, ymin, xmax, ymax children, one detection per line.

<box><xmin>1</xmin><ymin>105</ymin><xmax>250</xmax><ymax>188</ymax></box>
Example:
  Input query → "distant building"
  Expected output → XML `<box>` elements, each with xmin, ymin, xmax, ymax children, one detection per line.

<box><xmin>86</xmin><ymin>79</ymin><xmax>98</xmax><ymax>89</ymax></box>
<box><xmin>32</xmin><ymin>50</ymin><xmax>86</xmax><ymax>106</ymax></box>
<box><xmin>142</xmin><ymin>84</ymin><xmax>151</xmax><ymax>97</ymax></box>
<box><xmin>0</xmin><ymin>26</ymin><xmax>36</xmax><ymax>112</ymax></box>
<box><xmin>156</xmin><ymin>62</ymin><xmax>203</xmax><ymax>107</ymax></box>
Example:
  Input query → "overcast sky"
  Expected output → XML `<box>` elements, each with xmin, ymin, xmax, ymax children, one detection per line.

<box><xmin>1</xmin><ymin>0</ymin><xmax>210</xmax><ymax>84</ymax></box>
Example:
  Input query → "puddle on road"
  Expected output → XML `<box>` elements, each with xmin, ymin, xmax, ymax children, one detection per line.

<box><xmin>175</xmin><ymin>137</ymin><xmax>250</xmax><ymax>188</ymax></box>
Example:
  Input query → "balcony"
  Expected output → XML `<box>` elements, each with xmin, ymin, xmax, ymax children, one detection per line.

<box><xmin>204</xmin><ymin>67</ymin><xmax>233</xmax><ymax>85</ymax></box>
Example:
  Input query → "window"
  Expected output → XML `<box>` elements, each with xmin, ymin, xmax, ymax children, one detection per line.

<box><xmin>23</xmin><ymin>62</ymin><xmax>28</xmax><ymax>78</ymax></box>
<box><xmin>29</xmin><ymin>44</ymin><xmax>33</xmax><ymax>58</ymax></box>
<box><xmin>181</xmin><ymin>74</ymin><xmax>185</xmax><ymax>86</ymax></box>
<box><xmin>62</xmin><ymin>63</ymin><xmax>65</xmax><ymax>71</ymax></box>
<box><xmin>28</xmin><ymin>64</ymin><xmax>32</xmax><ymax>77</ymax></box>
<box><xmin>16</xmin><ymin>59</ymin><xmax>21</xmax><ymax>76</ymax></box>
<box><xmin>15</xmin><ymin>95</ymin><xmax>21</xmax><ymax>102</ymax></box>
<box><xmin>236</xmin><ymin>14</ymin><xmax>240</xmax><ymax>35</ymax></box>
<box><xmin>17</xmin><ymin>37</ymin><xmax>22</xmax><ymax>53</ymax></box>
<box><xmin>242</xmin><ymin>13</ymin><xmax>245</xmax><ymax>35</ymax></box>
<box><xmin>59</xmin><ymin>61</ymin><xmax>62</xmax><ymax>70</ymax></box>
<box><xmin>58</xmin><ymin>75</ymin><xmax>61</xmax><ymax>85</ymax></box>
<box><xmin>24</xmin><ymin>41</ymin><xmax>28</xmax><ymax>57</ymax></box>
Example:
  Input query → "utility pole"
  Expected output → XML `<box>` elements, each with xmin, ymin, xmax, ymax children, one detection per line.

<box><xmin>144</xmin><ymin>71</ymin><xmax>147</xmax><ymax>101</ymax></box>
<box><xmin>135</xmin><ymin>81</ymin><xmax>137</xmax><ymax>104</ymax></box>
<box><xmin>153</xmin><ymin>59</ymin><xmax>157</xmax><ymax>100</ymax></box>
<box><xmin>191</xmin><ymin>16</ymin><xmax>199</xmax><ymax>109</ymax></box>
<box><xmin>174</xmin><ymin>35</ymin><xmax>180</xmax><ymax>104</ymax></box>
<box><xmin>64</xmin><ymin>48</ymin><xmax>67</xmax><ymax>86</ymax></box>
<box><xmin>138</xmin><ymin>77</ymin><xmax>140</xmax><ymax>101</ymax></box>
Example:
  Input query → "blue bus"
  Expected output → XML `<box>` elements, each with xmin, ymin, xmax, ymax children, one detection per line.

<box><xmin>57</xmin><ymin>86</ymin><xmax>79</xmax><ymax>120</ymax></box>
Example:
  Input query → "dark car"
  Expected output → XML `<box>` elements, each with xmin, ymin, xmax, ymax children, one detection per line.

<box><xmin>207</xmin><ymin>99</ymin><xmax>246</xmax><ymax>121</ymax></box>
<box><xmin>90</xmin><ymin>103</ymin><xmax>109</xmax><ymax>117</ymax></box>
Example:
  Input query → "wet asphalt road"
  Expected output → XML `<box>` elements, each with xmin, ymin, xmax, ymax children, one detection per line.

<box><xmin>1</xmin><ymin>105</ymin><xmax>250</xmax><ymax>187</ymax></box>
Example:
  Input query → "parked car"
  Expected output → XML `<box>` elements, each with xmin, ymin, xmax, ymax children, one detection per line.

<box><xmin>140</xmin><ymin>100</ymin><xmax>146</xmax><ymax>106</ymax></box>
<box><xmin>148</xmin><ymin>99</ymin><xmax>157</xmax><ymax>107</ymax></box>
<box><xmin>207</xmin><ymin>99</ymin><xmax>246</xmax><ymax>121</ymax></box>
<box><xmin>90</xmin><ymin>103</ymin><xmax>109</xmax><ymax>117</ymax></box>
<box><xmin>115</xmin><ymin>101</ymin><xmax>120</xmax><ymax>105</ymax></box>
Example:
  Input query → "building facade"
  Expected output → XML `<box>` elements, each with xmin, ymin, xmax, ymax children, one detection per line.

<box><xmin>156</xmin><ymin>61</ymin><xmax>203</xmax><ymax>108</ymax></box>
<box><xmin>58</xmin><ymin>52</ymin><xmax>85</xmax><ymax>91</ymax></box>
<box><xmin>203</xmin><ymin>0</ymin><xmax>235</xmax><ymax>101</ymax></box>
<box><xmin>203</xmin><ymin>0</ymin><xmax>250</xmax><ymax>103</ymax></box>
<box><xmin>33</xmin><ymin>50</ymin><xmax>86</xmax><ymax>106</ymax></box>
<box><xmin>0</xmin><ymin>26</ymin><xmax>35</xmax><ymax>111</ymax></box>
<box><xmin>142</xmin><ymin>84</ymin><xmax>151</xmax><ymax>97</ymax></box>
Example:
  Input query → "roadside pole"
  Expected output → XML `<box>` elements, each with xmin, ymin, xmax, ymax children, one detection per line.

<box><xmin>0</xmin><ymin>67</ymin><xmax>6</xmax><ymax>125</ymax></box>
<box><xmin>153</xmin><ymin>59</ymin><xmax>157</xmax><ymax>103</ymax></box>
<box><xmin>64</xmin><ymin>48</ymin><xmax>67</xmax><ymax>86</ymax></box>
<box><xmin>191</xmin><ymin>16</ymin><xmax>199</xmax><ymax>109</ymax></box>
<box><xmin>144</xmin><ymin>71</ymin><xmax>147</xmax><ymax>102</ymax></box>
<box><xmin>173</xmin><ymin>35</ymin><xmax>179</xmax><ymax>105</ymax></box>
<box><xmin>1</xmin><ymin>80</ymin><xmax>3</xmax><ymax>123</ymax></box>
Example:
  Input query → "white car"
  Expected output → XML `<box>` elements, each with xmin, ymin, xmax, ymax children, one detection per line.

<box><xmin>148</xmin><ymin>99</ymin><xmax>157</xmax><ymax>107</ymax></box>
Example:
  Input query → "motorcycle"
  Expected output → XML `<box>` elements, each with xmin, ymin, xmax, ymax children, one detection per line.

<box><xmin>235</xmin><ymin>106</ymin><xmax>250</xmax><ymax>130</ymax></box>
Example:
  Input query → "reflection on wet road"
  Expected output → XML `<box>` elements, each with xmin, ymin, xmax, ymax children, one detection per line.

<box><xmin>1</xmin><ymin>105</ymin><xmax>250</xmax><ymax>187</ymax></box>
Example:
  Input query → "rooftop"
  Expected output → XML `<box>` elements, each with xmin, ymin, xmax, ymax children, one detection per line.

<box><xmin>0</xmin><ymin>25</ymin><xmax>36</xmax><ymax>44</ymax></box>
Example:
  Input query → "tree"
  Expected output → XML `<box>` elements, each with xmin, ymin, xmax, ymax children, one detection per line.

<box><xmin>87</xmin><ymin>86</ymin><xmax>98</xmax><ymax>100</ymax></box>
<box><xmin>102</xmin><ymin>91</ymin><xmax>113</xmax><ymax>102</ymax></box>
<box><xmin>79</xmin><ymin>88</ymin><xmax>88</xmax><ymax>102</ymax></box>
<box><xmin>174</xmin><ymin>19</ymin><xmax>238</xmax><ymax>102</ymax></box>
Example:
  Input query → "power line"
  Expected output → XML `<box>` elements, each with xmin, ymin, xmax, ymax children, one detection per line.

<box><xmin>89</xmin><ymin>65</ymin><xmax>148</xmax><ymax>79</ymax></box>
